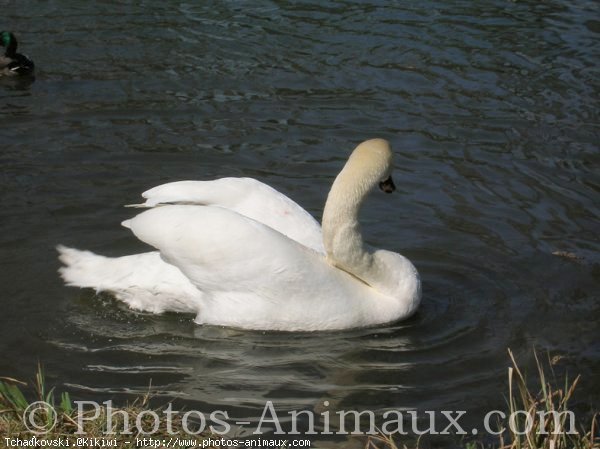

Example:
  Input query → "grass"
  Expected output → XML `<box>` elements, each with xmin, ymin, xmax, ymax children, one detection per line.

<box><xmin>0</xmin><ymin>364</ymin><xmax>218</xmax><ymax>448</ymax></box>
<box><xmin>0</xmin><ymin>351</ymin><xmax>597</xmax><ymax>449</ymax></box>
<box><xmin>365</xmin><ymin>349</ymin><xmax>598</xmax><ymax>449</ymax></box>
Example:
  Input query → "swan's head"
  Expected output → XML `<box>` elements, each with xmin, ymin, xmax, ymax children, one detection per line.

<box><xmin>343</xmin><ymin>138</ymin><xmax>395</xmax><ymax>194</ymax></box>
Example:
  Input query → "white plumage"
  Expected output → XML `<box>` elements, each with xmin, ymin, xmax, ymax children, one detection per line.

<box><xmin>58</xmin><ymin>139</ymin><xmax>421</xmax><ymax>331</ymax></box>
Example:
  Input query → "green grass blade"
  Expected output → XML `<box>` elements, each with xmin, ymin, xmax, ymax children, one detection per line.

<box><xmin>60</xmin><ymin>391</ymin><xmax>73</xmax><ymax>415</ymax></box>
<box><xmin>0</xmin><ymin>381</ymin><xmax>29</xmax><ymax>412</ymax></box>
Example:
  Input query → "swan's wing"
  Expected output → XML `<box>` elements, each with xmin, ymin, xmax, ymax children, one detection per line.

<box><xmin>128</xmin><ymin>205</ymin><xmax>337</xmax><ymax>300</ymax></box>
<box><xmin>131</xmin><ymin>178</ymin><xmax>324</xmax><ymax>253</ymax></box>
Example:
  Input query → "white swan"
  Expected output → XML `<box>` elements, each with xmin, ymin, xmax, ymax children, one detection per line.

<box><xmin>58</xmin><ymin>139</ymin><xmax>421</xmax><ymax>331</ymax></box>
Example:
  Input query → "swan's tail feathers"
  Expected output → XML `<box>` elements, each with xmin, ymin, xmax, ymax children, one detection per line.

<box><xmin>57</xmin><ymin>245</ymin><xmax>109</xmax><ymax>290</ymax></box>
<box><xmin>57</xmin><ymin>246</ymin><xmax>203</xmax><ymax>314</ymax></box>
<box><xmin>121</xmin><ymin>219</ymin><xmax>132</xmax><ymax>229</ymax></box>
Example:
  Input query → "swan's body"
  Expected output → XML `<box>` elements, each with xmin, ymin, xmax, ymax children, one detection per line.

<box><xmin>0</xmin><ymin>31</ymin><xmax>34</xmax><ymax>77</ymax></box>
<box><xmin>59</xmin><ymin>139</ymin><xmax>421</xmax><ymax>331</ymax></box>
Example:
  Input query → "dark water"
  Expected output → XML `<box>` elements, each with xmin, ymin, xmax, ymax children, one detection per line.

<box><xmin>1</xmin><ymin>1</ymin><xmax>599</xmax><ymax>446</ymax></box>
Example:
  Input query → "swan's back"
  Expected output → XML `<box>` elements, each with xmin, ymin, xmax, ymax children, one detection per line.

<box><xmin>127</xmin><ymin>205</ymin><xmax>402</xmax><ymax>330</ymax></box>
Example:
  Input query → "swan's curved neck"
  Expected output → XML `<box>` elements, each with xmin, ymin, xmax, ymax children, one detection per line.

<box><xmin>322</xmin><ymin>140</ymin><xmax>421</xmax><ymax>318</ymax></box>
<box><xmin>321</xmin><ymin>162</ymin><xmax>377</xmax><ymax>285</ymax></box>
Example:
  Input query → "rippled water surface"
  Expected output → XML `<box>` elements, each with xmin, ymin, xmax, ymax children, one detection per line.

<box><xmin>1</xmin><ymin>1</ymin><xmax>599</xmax><ymax>446</ymax></box>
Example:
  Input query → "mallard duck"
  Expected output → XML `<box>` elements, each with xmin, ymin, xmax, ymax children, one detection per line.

<box><xmin>0</xmin><ymin>31</ymin><xmax>35</xmax><ymax>77</ymax></box>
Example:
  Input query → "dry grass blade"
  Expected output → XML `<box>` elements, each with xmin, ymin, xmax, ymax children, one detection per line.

<box><xmin>365</xmin><ymin>349</ymin><xmax>597</xmax><ymax>449</ymax></box>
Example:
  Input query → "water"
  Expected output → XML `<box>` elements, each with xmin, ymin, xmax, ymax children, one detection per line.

<box><xmin>1</xmin><ymin>1</ymin><xmax>598</xmax><ymax>446</ymax></box>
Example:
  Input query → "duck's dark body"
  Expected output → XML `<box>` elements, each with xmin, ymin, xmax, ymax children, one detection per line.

<box><xmin>0</xmin><ymin>31</ymin><xmax>34</xmax><ymax>77</ymax></box>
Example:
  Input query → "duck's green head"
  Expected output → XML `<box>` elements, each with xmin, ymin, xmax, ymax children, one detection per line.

<box><xmin>0</xmin><ymin>31</ymin><xmax>18</xmax><ymax>56</ymax></box>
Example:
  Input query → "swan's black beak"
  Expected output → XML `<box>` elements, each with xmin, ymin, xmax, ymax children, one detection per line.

<box><xmin>379</xmin><ymin>176</ymin><xmax>396</xmax><ymax>194</ymax></box>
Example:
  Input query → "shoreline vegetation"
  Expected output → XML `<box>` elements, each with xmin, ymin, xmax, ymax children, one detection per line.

<box><xmin>0</xmin><ymin>349</ymin><xmax>597</xmax><ymax>449</ymax></box>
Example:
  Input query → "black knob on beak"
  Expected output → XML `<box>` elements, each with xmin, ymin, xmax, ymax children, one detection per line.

<box><xmin>378</xmin><ymin>176</ymin><xmax>396</xmax><ymax>193</ymax></box>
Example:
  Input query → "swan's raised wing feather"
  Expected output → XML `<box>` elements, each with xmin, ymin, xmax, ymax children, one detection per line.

<box><xmin>129</xmin><ymin>204</ymin><xmax>315</xmax><ymax>286</ymax></box>
<box><xmin>133</xmin><ymin>178</ymin><xmax>324</xmax><ymax>253</ymax></box>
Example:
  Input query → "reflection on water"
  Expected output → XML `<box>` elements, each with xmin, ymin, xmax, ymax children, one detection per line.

<box><xmin>1</xmin><ymin>0</ymin><xmax>598</xmax><ymax>446</ymax></box>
